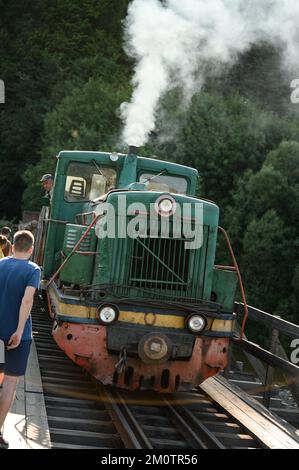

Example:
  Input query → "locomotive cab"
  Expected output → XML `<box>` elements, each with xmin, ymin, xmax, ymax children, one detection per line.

<box><xmin>38</xmin><ymin>148</ymin><xmax>238</xmax><ymax>392</ymax></box>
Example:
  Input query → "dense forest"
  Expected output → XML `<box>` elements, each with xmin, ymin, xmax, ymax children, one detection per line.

<box><xmin>0</xmin><ymin>0</ymin><xmax>298</xmax><ymax>327</ymax></box>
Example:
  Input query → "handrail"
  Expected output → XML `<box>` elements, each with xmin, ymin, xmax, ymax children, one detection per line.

<box><xmin>45</xmin><ymin>218</ymin><xmax>68</xmax><ymax>225</ymax></box>
<box><xmin>233</xmin><ymin>337</ymin><xmax>299</xmax><ymax>378</ymax></box>
<box><xmin>218</xmin><ymin>226</ymin><xmax>248</xmax><ymax>341</ymax></box>
<box><xmin>235</xmin><ymin>302</ymin><xmax>299</xmax><ymax>339</ymax></box>
<box><xmin>231</xmin><ymin>302</ymin><xmax>299</xmax><ymax>408</ymax></box>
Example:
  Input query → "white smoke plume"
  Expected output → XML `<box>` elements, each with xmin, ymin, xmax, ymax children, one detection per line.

<box><xmin>120</xmin><ymin>0</ymin><xmax>299</xmax><ymax>147</ymax></box>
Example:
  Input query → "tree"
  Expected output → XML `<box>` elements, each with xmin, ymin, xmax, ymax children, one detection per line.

<box><xmin>170</xmin><ymin>92</ymin><xmax>284</xmax><ymax>206</ymax></box>
<box><xmin>22</xmin><ymin>76</ymin><xmax>130</xmax><ymax>209</ymax></box>
<box><xmin>222</xmin><ymin>140</ymin><xmax>299</xmax><ymax>324</ymax></box>
<box><xmin>0</xmin><ymin>0</ymin><xmax>131</xmax><ymax>219</ymax></box>
<box><xmin>241</xmin><ymin>209</ymin><xmax>293</xmax><ymax>315</ymax></box>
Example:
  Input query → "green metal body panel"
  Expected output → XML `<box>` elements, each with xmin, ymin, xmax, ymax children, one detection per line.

<box><xmin>91</xmin><ymin>190</ymin><xmax>219</xmax><ymax>303</ymax></box>
<box><xmin>41</xmin><ymin>149</ymin><xmax>239</xmax><ymax>319</ymax></box>
<box><xmin>43</xmin><ymin>150</ymin><xmax>199</xmax><ymax>278</ymax></box>
<box><xmin>60</xmin><ymin>224</ymin><xmax>96</xmax><ymax>285</ymax></box>
<box><xmin>211</xmin><ymin>268</ymin><xmax>238</xmax><ymax>312</ymax></box>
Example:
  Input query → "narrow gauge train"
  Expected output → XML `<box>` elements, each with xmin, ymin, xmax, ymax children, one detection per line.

<box><xmin>35</xmin><ymin>146</ymin><xmax>245</xmax><ymax>393</ymax></box>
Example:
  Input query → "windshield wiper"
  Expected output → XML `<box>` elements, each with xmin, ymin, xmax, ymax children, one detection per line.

<box><xmin>91</xmin><ymin>159</ymin><xmax>107</xmax><ymax>182</ymax></box>
<box><xmin>142</xmin><ymin>169</ymin><xmax>167</xmax><ymax>185</ymax></box>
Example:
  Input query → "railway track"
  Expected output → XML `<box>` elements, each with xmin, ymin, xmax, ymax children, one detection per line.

<box><xmin>32</xmin><ymin>294</ymin><xmax>267</xmax><ymax>449</ymax></box>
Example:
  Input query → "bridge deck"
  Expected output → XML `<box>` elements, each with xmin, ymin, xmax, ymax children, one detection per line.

<box><xmin>200</xmin><ymin>375</ymin><xmax>299</xmax><ymax>449</ymax></box>
<box><xmin>3</xmin><ymin>335</ymin><xmax>299</xmax><ymax>449</ymax></box>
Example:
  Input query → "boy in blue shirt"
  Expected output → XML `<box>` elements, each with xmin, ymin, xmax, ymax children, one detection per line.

<box><xmin>0</xmin><ymin>230</ymin><xmax>41</xmax><ymax>449</ymax></box>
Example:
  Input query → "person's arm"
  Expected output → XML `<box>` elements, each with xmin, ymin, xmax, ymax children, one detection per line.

<box><xmin>7</xmin><ymin>286</ymin><xmax>36</xmax><ymax>350</ymax></box>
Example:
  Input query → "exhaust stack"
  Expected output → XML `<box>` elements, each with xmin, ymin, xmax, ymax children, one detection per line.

<box><xmin>118</xmin><ymin>145</ymin><xmax>139</xmax><ymax>189</ymax></box>
<box><xmin>128</xmin><ymin>145</ymin><xmax>139</xmax><ymax>155</ymax></box>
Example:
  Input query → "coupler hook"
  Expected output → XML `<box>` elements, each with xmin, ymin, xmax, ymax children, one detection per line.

<box><xmin>115</xmin><ymin>348</ymin><xmax>127</xmax><ymax>374</ymax></box>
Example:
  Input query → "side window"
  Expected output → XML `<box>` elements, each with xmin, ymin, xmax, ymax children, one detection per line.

<box><xmin>65</xmin><ymin>162</ymin><xmax>117</xmax><ymax>202</ymax></box>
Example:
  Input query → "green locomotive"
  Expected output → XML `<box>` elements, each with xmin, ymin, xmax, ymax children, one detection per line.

<box><xmin>36</xmin><ymin>147</ymin><xmax>239</xmax><ymax>392</ymax></box>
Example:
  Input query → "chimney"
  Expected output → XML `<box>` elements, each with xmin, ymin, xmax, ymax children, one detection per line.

<box><xmin>118</xmin><ymin>145</ymin><xmax>138</xmax><ymax>189</ymax></box>
<box><xmin>128</xmin><ymin>145</ymin><xmax>139</xmax><ymax>155</ymax></box>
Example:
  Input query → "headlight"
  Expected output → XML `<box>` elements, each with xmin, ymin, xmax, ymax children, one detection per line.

<box><xmin>186</xmin><ymin>314</ymin><xmax>206</xmax><ymax>333</ymax></box>
<box><xmin>98</xmin><ymin>305</ymin><xmax>118</xmax><ymax>324</ymax></box>
<box><xmin>155</xmin><ymin>195</ymin><xmax>176</xmax><ymax>217</ymax></box>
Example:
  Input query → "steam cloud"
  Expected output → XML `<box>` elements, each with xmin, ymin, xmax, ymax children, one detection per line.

<box><xmin>120</xmin><ymin>0</ymin><xmax>299</xmax><ymax>147</ymax></box>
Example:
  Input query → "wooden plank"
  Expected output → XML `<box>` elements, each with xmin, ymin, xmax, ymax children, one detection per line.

<box><xmin>25</xmin><ymin>392</ymin><xmax>51</xmax><ymax>449</ymax></box>
<box><xmin>233</xmin><ymin>338</ymin><xmax>299</xmax><ymax>378</ymax></box>
<box><xmin>5</xmin><ymin>376</ymin><xmax>28</xmax><ymax>449</ymax></box>
<box><xmin>3</xmin><ymin>340</ymin><xmax>51</xmax><ymax>449</ymax></box>
<box><xmin>200</xmin><ymin>375</ymin><xmax>299</xmax><ymax>449</ymax></box>
<box><xmin>10</xmin><ymin>376</ymin><xmax>25</xmax><ymax>416</ymax></box>
<box><xmin>235</xmin><ymin>303</ymin><xmax>299</xmax><ymax>339</ymax></box>
<box><xmin>25</xmin><ymin>341</ymin><xmax>43</xmax><ymax>393</ymax></box>
<box><xmin>24</xmin><ymin>339</ymin><xmax>51</xmax><ymax>449</ymax></box>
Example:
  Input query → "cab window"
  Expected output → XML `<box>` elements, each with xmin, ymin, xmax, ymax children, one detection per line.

<box><xmin>139</xmin><ymin>173</ymin><xmax>188</xmax><ymax>194</ymax></box>
<box><xmin>65</xmin><ymin>162</ymin><xmax>117</xmax><ymax>202</ymax></box>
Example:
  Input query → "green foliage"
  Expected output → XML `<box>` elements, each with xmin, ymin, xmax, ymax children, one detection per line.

<box><xmin>0</xmin><ymin>0</ymin><xmax>130</xmax><ymax>218</ymax></box>
<box><xmin>22</xmin><ymin>76</ymin><xmax>130</xmax><ymax>209</ymax></box>
<box><xmin>266</xmin><ymin>141</ymin><xmax>299</xmax><ymax>190</ymax></box>
<box><xmin>242</xmin><ymin>209</ymin><xmax>293</xmax><ymax>312</ymax></box>
<box><xmin>150</xmin><ymin>92</ymin><xmax>285</xmax><ymax>206</ymax></box>
<box><xmin>219</xmin><ymin>42</ymin><xmax>293</xmax><ymax>115</ymax></box>
<box><xmin>246</xmin><ymin>166</ymin><xmax>291</xmax><ymax>220</ymax></box>
<box><xmin>223</xmin><ymin>141</ymin><xmax>299</xmax><ymax>324</ymax></box>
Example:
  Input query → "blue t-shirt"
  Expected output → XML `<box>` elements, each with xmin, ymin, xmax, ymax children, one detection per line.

<box><xmin>0</xmin><ymin>257</ymin><xmax>41</xmax><ymax>341</ymax></box>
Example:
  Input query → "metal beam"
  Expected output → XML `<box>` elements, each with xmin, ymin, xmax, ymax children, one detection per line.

<box><xmin>233</xmin><ymin>338</ymin><xmax>299</xmax><ymax>378</ymax></box>
<box><xmin>235</xmin><ymin>303</ymin><xmax>299</xmax><ymax>339</ymax></box>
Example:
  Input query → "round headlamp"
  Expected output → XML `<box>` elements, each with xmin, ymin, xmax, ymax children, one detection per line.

<box><xmin>98</xmin><ymin>305</ymin><xmax>118</xmax><ymax>324</ymax></box>
<box><xmin>155</xmin><ymin>195</ymin><xmax>176</xmax><ymax>217</ymax></box>
<box><xmin>186</xmin><ymin>314</ymin><xmax>206</xmax><ymax>333</ymax></box>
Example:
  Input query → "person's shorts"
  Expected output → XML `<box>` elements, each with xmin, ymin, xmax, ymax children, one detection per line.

<box><xmin>0</xmin><ymin>340</ymin><xmax>31</xmax><ymax>377</ymax></box>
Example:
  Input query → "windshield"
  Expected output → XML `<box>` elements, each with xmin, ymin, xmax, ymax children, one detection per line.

<box><xmin>139</xmin><ymin>173</ymin><xmax>188</xmax><ymax>194</ymax></box>
<box><xmin>65</xmin><ymin>162</ymin><xmax>117</xmax><ymax>202</ymax></box>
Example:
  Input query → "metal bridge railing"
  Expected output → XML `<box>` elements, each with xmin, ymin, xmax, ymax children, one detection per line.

<box><xmin>228</xmin><ymin>302</ymin><xmax>299</xmax><ymax>409</ymax></box>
